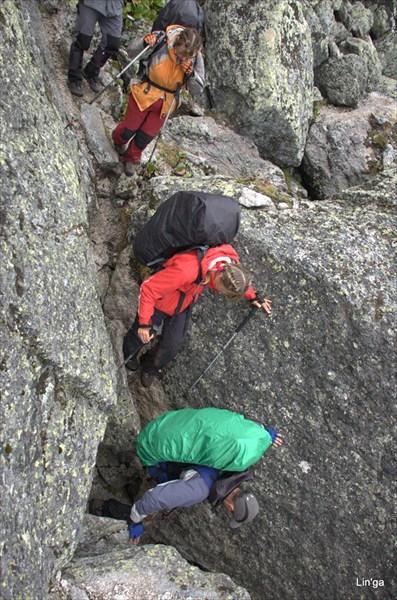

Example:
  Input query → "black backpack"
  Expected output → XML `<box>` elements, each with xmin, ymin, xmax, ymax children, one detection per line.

<box><xmin>152</xmin><ymin>0</ymin><xmax>204</xmax><ymax>33</ymax></box>
<box><xmin>133</xmin><ymin>190</ymin><xmax>241</xmax><ymax>267</ymax></box>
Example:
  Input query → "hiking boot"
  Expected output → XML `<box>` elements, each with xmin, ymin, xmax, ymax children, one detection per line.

<box><xmin>68</xmin><ymin>79</ymin><xmax>84</xmax><ymax>97</ymax></box>
<box><xmin>114</xmin><ymin>143</ymin><xmax>127</xmax><ymax>156</ymax></box>
<box><xmin>125</xmin><ymin>355</ymin><xmax>139</xmax><ymax>371</ymax></box>
<box><xmin>125</xmin><ymin>162</ymin><xmax>139</xmax><ymax>177</ymax></box>
<box><xmin>83</xmin><ymin>68</ymin><xmax>102</xmax><ymax>93</ymax></box>
<box><xmin>140</xmin><ymin>370</ymin><xmax>155</xmax><ymax>388</ymax></box>
<box><xmin>89</xmin><ymin>498</ymin><xmax>104</xmax><ymax>516</ymax></box>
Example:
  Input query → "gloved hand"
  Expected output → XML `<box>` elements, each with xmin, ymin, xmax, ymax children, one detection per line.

<box><xmin>143</xmin><ymin>33</ymin><xmax>158</xmax><ymax>47</ymax></box>
<box><xmin>129</xmin><ymin>522</ymin><xmax>144</xmax><ymax>542</ymax></box>
<box><xmin>265</xmin><ymin>427</ymin><xmax>278</xmax><ymax>444</ymax></box>
<box><xmin>180</xmin><ymin>59</ymin><xmax>193</xmax><ymax>76</ymax></box>
<box><xmin>148</xmin><ymin>464</ymin><xmax>168</xmax><ymax>484</ymax></box>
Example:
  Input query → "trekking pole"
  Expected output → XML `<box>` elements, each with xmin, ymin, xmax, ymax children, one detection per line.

<box><xmin>186</xmin><ymin>308</ymin><xmax>259</xmax><ymax>395</ymax></box>
<box><xmin>117</xmin><ymin>351</ymin><xmax>139</xmax><ymax>372</ymax></box>
<box><xmin>117</xmin><ymin>325</ymin><xmax>160</xmax><ymax>371</ymax></box>
<box><xmin>142</xmin><ymin>82</ymin><xmax>182</xmax><ymax>176</ymax></box>
<box><xmin>89</xmin><ymin>46</ymin><xmax>151</xmax><ymax>105</ymax></box>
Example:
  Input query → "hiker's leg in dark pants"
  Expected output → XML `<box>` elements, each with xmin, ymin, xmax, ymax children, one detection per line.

<box><xmin>140</xmin><ymin>308</ymin><xmax>191</xmax><ymax>375</ymax></box>
<box><xmin>68</xmin><ymin>3</ymin><xmax>98</xmax><ymax>82</ymax></box>
<box><xmin>123</xmin><ymin>309</ymin><xmax>167</xmax><ymax>360</ymax></box>
<box><xmin>102</xmin><ymin>499</ymin><xmax>132</xmax><ymax>521</ymax></box>
<box><xmin>84</xmin><ymin>12</ymin><xmax>122</xmax><ymax>78</ymax></box>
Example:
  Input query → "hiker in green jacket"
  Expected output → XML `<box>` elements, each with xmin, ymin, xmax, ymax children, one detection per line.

<box><xmin>90</xmin><ymin>408</ymin><xmax>283</xmax><ymax>543</ymax></box>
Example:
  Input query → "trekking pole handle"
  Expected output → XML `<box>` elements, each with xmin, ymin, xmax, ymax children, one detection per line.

<box><xmin>89</xmin><ymin>46</ymin><xmax>151</xmax><ymax>105</ymax></box>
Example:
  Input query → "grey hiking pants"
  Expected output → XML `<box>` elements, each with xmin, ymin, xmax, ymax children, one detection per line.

<box><xmin>68</xmin><ymin>1</ymin><xmax>123</xmax><ymax>82</ymax></box>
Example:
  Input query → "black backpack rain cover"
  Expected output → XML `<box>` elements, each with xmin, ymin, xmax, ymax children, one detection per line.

<box><xmin>152</xmin><ymin>0</ymin><xmax>204</xmax><ymax>32</ymax></box>
<box><xmin>133</xmin><ymin>191</ymin><xmax>241</xmax><ymax>266</ymax></box>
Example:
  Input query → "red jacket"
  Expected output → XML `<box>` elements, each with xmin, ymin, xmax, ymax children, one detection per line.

<box><xmin>138</xmin><ymin>244</ymin><xmax>257</xmax><ymax>326</ymax></box>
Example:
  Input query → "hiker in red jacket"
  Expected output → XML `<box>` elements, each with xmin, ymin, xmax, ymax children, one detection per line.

<box><xmin>123</xmin><ymin>244</ymin><xmax>271</xmax><ymax>387</ymax></box>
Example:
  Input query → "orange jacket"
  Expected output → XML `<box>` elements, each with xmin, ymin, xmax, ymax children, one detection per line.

<box><xmin>131</xmin><ymin>25</ymin><xmax>203</xmax><ymax>118</ymax></box>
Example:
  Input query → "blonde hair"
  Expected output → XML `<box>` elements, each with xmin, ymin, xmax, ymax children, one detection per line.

<box><xmin>213</xmin><ymin>263</ymin><xmax>251</xmax><ymax>302</ymax></box>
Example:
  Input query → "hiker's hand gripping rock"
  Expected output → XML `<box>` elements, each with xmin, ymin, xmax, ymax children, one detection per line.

<box><xmin>252</xmin><ymin>296</ymin><xmax>272</xmax><ymax>314</ymax></box>
<box><xmin>138</xmin><ymin>327</ymin><xmax>154</xmax><ymax>344</ymax></box>
<box><xmin>272</xmin><ymin>434</ymin><xmax>283</xmax><ymax>447</ymax></box>
<box><xmin>265</xmin><ymin>427</ymin><xmax>283</xmax><ymax>447</ymax></box>
<box><xmin>129</xmin><ymin>522</ymin><xmax>144</xmax><ymax>545</ymax></box>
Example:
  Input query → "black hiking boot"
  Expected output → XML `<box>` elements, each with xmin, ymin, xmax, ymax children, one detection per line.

<box><xmin>68</xmin><ymin>79</ymin><xmax>84</xmax><ymax>97</ymax></box>
<box><xmin>83</xmin><ymin>68</ymin><xmax>101</xmax><ymax>93</ymax></box>
<box><xmin>114</xmin><ymin>143</ymin><xmax>126</xmax><ymax>156</ymax></box>
<box><xmin>125</xmin><ymin>356</ymin><xmax>139</xmax><ymax>371</ymax></box>
<box><xmin>140</xmin><ymin>370</ymin><xmax>155</xmax><ymax>388</ymax></box>
<box><xmin>89</xmin><ymin>498</ymin><xmax>104</xmax><ymax>516</ymax></box>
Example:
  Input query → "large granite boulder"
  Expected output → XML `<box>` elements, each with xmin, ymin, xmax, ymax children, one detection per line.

<box><xmin>127</xmin><ymin>169</ymin><xmax>396</xmax><ymax>600</ymax></box>
<box><xmin>315</xmin><ymin>36</ymin><xmax>383</xmax><ymax>107</ymax></box>
<box><xmin>301</xmin><ymin>1</ymin><xmax>392</xmax><ymax>107</ymax></box>
<box><xmin>302</xmin><ymin>92</ymin><xmax>396</xmax><ymax>199</ymax></box>
<box><xmin>162</xmin><ymin>115</ymin><xmax>287</xmax><ymax>188</ymax></box>
<box><xmin>365</xmin><ymin>0</ymin><xmax>397</xmax><ymax>78</ymax></box>
<box><xmin>374</xmin><ymin>30</ymin><xmax>397</xmax><ymax>80</ymax></box>
<box><xmin>204</xmin><ymin>0</ymin><xmax>313</xmax><ymax>167</ymax></box>
<box><xmin>49</xmin><ymin>515</ymin><xmax>251</xmax><ymax>599</ymax></box>
<box><xmin>0</xmin><ymin>2</ymin><xmax>119</xmax><ymax>598</ymax></box>
<box><xmin>301</xmin><ymin>0</ymin><xmax>350</xmax><ymax>68</ymax></box>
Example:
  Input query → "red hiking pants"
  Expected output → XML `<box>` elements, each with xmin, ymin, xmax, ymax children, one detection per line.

<box><xmin>112</xmin><ymin>94</ymin><xmax>165</xmax><ymax>164</ymax></box>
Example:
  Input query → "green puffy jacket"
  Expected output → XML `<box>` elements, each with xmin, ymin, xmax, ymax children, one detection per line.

<box><xmin>136</xmin><ymin>408</ymin><xmax>272</xmax><ymax>472</ymax></box>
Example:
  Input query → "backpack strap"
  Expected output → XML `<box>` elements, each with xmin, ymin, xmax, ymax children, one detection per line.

<box><xmin>162</xmin><ymin>462</ymin><xmax>220</xmax><ymax>491</ymax></box>
<box><xmin>137</xmin><ymin>35</ymin><xmax>167</xmax><ymax>79</ymax></box>
<box><xmin>192</xmin><ymin>466</ymin><xmax>220</xmax><ymax>491</ymax></box>
<box><xmin>173</xmin><ymin>245</ymin><xmax>209</xmax><ymax>316</ymax></box>
<box><xmin>143</xmin><ymin>77</ymin><xmax>183</xmax><ymax>95</ymax></box>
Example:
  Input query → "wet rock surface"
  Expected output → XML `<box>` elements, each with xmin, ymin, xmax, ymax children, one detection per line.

<box><xmin>1</xmin><ymin>0</ymin><xmax>396</xmax><ymax>599</ymax></box>
<box><xmin>137</xmin><ymin>169</ymin><xmax>396</xmax><ymax>600</ymax></box>
<box><xmin>0</xmin><ymin>1</ymin><xmax>118</xmax><ymax>598</ymax></box>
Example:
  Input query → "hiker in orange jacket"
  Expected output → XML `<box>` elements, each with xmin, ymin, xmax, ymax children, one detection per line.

<box><xmin>112</xmin><ymin>25</ymin><xmax>205</xmax><ymax>176</ymax></box>
<box><xmin>123</xmin><ymin>244</ymin><xmax>272</xmax><ymax>387</ymax></box>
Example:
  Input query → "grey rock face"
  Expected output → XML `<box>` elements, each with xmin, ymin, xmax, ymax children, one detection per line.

<box><xmin>80</xmin><ymin>104</ymin><xmax>121</xmax><ymax>171</ymax></box>
<box><xmin>50</xmin><ymin>515</ymin><xmax>251</xmax><ymax>599</ymax></box>
<box><xmin>204</xmin><ymin>0</ymin><xmax>313</xmax><ymax>167</ymax></box>
<box><xmin>302</xmin><ymin>92</ymin><xmax>396</xmax><ymax>199</ymax></box>
<box><xmin>0</xmin><ymin>1</ymin><xmax>119</xmax><ymax>598</ymax></box>
<box><xmin>163</xmin><ymin>115</ymin><xmax>287</xmax><ymax>188</ymax></box>
<box><xmin>302</xmin><ymin>0</ymin><xmax>394</xmax><ymax>107</ymax></box>
<box><xmin>375</xmin><ymin>30</ymin><xmax>397</xmax><ymax>79</ymax></box>
<box><xmin>135</xmin><ymin>171</ymin><xmax>396</xmax><ymax>600</ymax></box>
<box><xmin>315</xmin><ymin>37</ymin><xmax>382</xmax><ymax>107</ymax></box>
